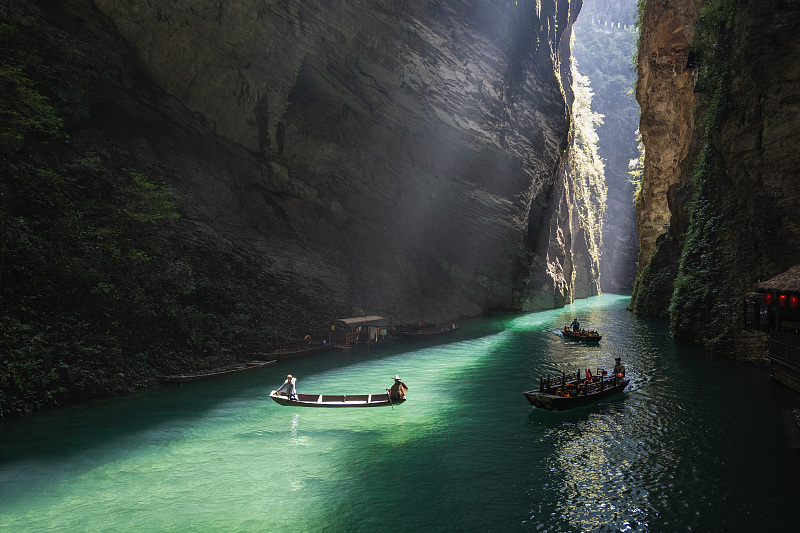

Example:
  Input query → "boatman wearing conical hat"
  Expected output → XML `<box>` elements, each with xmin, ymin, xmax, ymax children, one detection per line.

<box><xmin>388</xmin><ymin>375</ymin><xmax>408</xmax><ymax>401</ymax></box>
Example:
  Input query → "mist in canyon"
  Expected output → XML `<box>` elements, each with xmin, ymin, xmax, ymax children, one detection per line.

<box><xmin>572</xmin><ymin>0</ymin><xmax>641</xmax><ymax>294</ymax></box>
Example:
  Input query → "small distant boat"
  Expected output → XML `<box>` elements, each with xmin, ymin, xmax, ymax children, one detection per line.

<box><xmin>523</xmin><ymin>369</ymin><xmax>628</xmax><ymax>411</ymax></box>
<box><xmin>163</xmin><ymin>360</ymin><xmax>277</xmax><ymax>383</ymax></box>
<box><xmin>561</xmin><ymin>327</ymin><xmax>602</xmax><ymax>342</ymax></box>
<box><xmin>399</xmin><ymin>323</ymin><xmax>459</xmax><ymax>339</ymax></box>
<box><xmin>269</xmin><ymin>390</ymin><xmax>405</xmax><ymax>408</ymax></box>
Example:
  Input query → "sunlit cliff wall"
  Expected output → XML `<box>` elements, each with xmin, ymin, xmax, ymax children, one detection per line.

<box><xmin>629</xmin><ymin>0</ymin><xmax>700</xmax><ymax>318</ymax></box>
<box><xmin>631</xmin><ymin>0</ymin><xmax>800</xmax><ymax>357</ymax></box>
<box><xmin>68</xmin><ymin>0</ymin><xmax>595</xmax><ymax>324</ymax></box>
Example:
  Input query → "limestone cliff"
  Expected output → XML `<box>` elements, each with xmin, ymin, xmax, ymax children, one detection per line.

<box><xmin>629</xmin><ymin>0</ymin><xmax>700</xmax><ymax>318</ymax></box>
<box><xmin>632</xmin><ymin>0</ymin><xmax>800</xmax><ymax>356</ymax></box>
<box><xmin>44</xmin><ymin>0</ymin><xmax>595</xmax><ymax>325</ymax></box>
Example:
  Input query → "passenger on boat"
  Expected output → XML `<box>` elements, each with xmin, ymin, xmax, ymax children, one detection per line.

<box><xmin>388</xmin><ymin>375</ymin><xmax>408</xmax><ymax>401</ymax></box>
<box><xmin>571</xmin><ymin>318</ymin><xmax>580</xmax><ymax>332</ymax></box>
<box><xmin>613</xmin><ymin>357</ymin><xmax>626</xmax><ymax>378</ymax></box>
<box><xmin>275</xmin><ymin>374</ymin><xmax>298</xmax><ymax>401</ymax></box>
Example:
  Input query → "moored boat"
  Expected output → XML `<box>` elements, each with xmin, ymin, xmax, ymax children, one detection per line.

<box><xmin>269</xmin><ymin>390</ymin><xmax>405</xmax><ymax>407</ymax></box>
<box><xmin>523</xmin><ymin>369</ymin><xmax>629</xmax><ymax>411</ymax></box>
<box><xmin>561</xmin><ymin>326</ymin><xmax>602</xmax><ymax>342</ymax></box>
<box><xmin>399</xmin><ymin>323</ymin><xmax>459</xmax><ymax>339</ymax></box>
<box><xmin>261</xmin><ymin>340</ymin><xmax>337</xmax><ymax>361</ymax></box>
<box><xmin>163</xmin><ymin>360</ymin><xmax>277</xmax><ymax>383</ymax></box>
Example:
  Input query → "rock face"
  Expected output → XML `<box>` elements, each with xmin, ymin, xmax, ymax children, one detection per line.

<box><xmin>634</xmin><ymin>0</ymin><xmax>699</xmax><ymax>275</ymax></box>
<box><xmin>629</xmin><ymin>0</ymin><xmax>700</xmax><ymax>318</ymax></box>
<box><xmin>73</xmin><ymin>0</ymin><xmax>598</xmax><ymax>324</ymax></box>
<box><xmin>632</xmin><ymin>0</ymin><xmax>800</xmax><ymax>355</ymax></box>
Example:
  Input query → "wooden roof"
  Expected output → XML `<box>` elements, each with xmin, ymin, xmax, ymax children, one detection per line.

<box><xmin>756</xmin><ymin>264</ymin><xmax>800</xmax><ymax>293</ymax></box>
<box><xmin>335</xmin><ymin>315</ymin><xmax>384</xmax><ymax>325</ymax></box>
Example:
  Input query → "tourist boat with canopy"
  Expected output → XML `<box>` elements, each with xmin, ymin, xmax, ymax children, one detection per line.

<box><xmin>561</xmin><ymin>326</ymin><xmax>602</xmax><ymax>342</ymax></box>
<box><xmin>269</xmin><ymin>390</ymin><xmax>405</xmax><ymax>408</ymax></box>
<box><xmin>523</xmin><ymin>368</ymin><xmax>629</xmax><ymax>411</ymax></box>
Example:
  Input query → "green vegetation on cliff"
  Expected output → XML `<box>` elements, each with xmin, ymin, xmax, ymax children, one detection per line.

<box><xmin>669</xmin><ymin>0</ymin><xmax>739</xmax><ymax>344</ymax></box>
<box><xmin>571</xmin><ymin>65</ymin><xmax>607</xmax><ymax>274</ymax></box>
<box><xmin>632</xmin><ymin>0</ymin><xmax>773</xmax><ymax>352</ymax></box>
<box><xmin>0</xmin><ymin>21</ymin><xmax>279</xmax><ymax>417</ymax></box>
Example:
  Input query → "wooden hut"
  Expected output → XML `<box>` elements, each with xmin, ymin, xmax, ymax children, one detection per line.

<box><xmin>747</xmin><ymin>264</ymin><xmax>800</xmax><ymax>393</ymax></box>
<box><xmin>331</xmin><ymin>316</ymin><xmax>397</xmax><ymax>349</ymax></box>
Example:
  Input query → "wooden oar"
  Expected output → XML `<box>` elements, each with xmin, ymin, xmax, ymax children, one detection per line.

<box><xmin>386</xmin><ymin>389</ymin><xmax>394</xmax><ymax>412</ymax></box>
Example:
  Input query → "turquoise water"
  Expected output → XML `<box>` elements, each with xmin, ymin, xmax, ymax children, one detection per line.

<box><xmin>2</xmin><ymin>294</ymin><xmax>799</xmax><ymax>532</ymax></box>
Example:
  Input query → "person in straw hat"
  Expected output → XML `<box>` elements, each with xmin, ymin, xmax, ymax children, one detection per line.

<box><xmin>388</xmin><ymin>375</ymin><xmax>408</xmax><ymax>401</ymax></box>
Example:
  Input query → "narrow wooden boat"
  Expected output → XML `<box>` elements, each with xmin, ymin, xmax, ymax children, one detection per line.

<box><xmin>523</xmin><ymin>369</ymin><xmax>629</xmax><ymax>411</ymax></box>
<box><xmin>399</xmin><ymin>324</ymin><xmax>459</xmax><ymax>339</ymax></box>
<box><xmin>561</xmin><ymin>327</ymin><xmax>602</xmax><ymax>342</ymax></box>
<box><xmin>263</xmin><ymin>341</ymin><xmax>337</xmax><ymax>361</ymax></box>
<box><xmin>269</xmin><ymin>390</ymin><xmax>405</xmax><ymax>408</ymax></box>
<box><xmin>163</xmin><ymin>360</ymin><xmax>277</xmax><ymax>383</ymax></box>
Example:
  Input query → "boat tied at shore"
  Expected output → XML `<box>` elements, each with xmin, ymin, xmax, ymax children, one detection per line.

<box><xmin>398</xmin><ymin>322</ymin><xmax>460</xmax><ymax>339</ymax></box>
<box><xmin>163</xmin><ymin>360</ymin><xmax>277</xmax><ymax>384</ymax></box>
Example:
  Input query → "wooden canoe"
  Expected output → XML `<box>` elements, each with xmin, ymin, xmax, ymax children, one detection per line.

<box><xmin>523</xmin><ymin>372</ymin><xmax>629</xmax><ymax>411</ymax></box>
<box><xmin>561</xmin><ymin>328</ymin><xmax>602</xmax><ymax>342</ymax></box>
<box><xmin>269</xmin><ymin>390</ymin><xmax>405</xmax><ymax>407</ymax></box>
<box><xmin>163</xmin><ymin>360</ymin><xmax>277</xmax><ymax>383</ymax></box>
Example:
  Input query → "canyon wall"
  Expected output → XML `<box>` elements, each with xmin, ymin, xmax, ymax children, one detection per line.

<box><xmin>631</xmin><ymin>0</ymin><xmax>800</xmax><ymax>357</ymax></box>
<box><xmin>629</xmin><ymin>0</ymin><xmax>700</xmax><ymax>318</ymax></box>
<box><xmin>59</xmin><ymin>0</ymin><xmax>597</xmax><ymax>326</ymax></box>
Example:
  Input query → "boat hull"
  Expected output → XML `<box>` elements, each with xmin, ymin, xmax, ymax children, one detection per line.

<box><xmin>265</xmin><ymin>343</ymin><xmax>337</xmax><ymax>361</ymax></box>
<box><xmin>523</xmin><ymin>378</ymin><xmax>629</xmax><ymax>411</ymax></box>
<box><xmin>269</xmin><ymin>391</ymin><xmax>405</xmax><ymax>407</ymax></box>
<box><xmin>561</xmin><ymin>330</ymin><xmax>602</xmax><ymax>342</ymax></box>
<box><xmin>163</xmin><ymin>360</ymin><xmax>276</xmax><ymax>383</ymax></box>
<box><xmin>399</xmin><ymin>326</ymin><xmax>459</xmax><ymax>339</ymax></box>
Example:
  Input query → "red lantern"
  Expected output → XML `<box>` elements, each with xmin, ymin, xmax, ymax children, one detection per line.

<box><xmin>791</xmin><ymin>295</ymin><xmax>799</xmax><ymax>308</ymax></box>
<box><xmin>765</xmin><ymin>292</ymin><xmax>774</xmax><ymax>305</ymax></box>
<box><xmin>779</xmin><ymin>294</ymin><xmax>788</xmax><ymax>307</ymax></box>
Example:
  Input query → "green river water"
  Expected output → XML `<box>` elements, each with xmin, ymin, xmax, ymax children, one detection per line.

<box><xmin>1</xmin><ymin>294</ymin><xmax>799</xmax><ymax>532</ymax></box>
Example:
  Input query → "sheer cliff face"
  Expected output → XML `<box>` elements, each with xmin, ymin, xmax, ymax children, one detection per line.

<box><xmin>85</xmin><ymin>0</ymin><xmax>591</xmax><ymax>322</ymax></box>
<box><xmin>633</xmin><ymin>0</ymin><xmax>800</xmax><ymax>354</ymax></box>
<box><xmin>635</xmin><ymin>0</ymin><xmax>698</xmax><ymax>273</ymax></box>
<box><xmin>629</xmin><ymin>0</ymin><xmax>700</xmax><ymax>317</ymax></box>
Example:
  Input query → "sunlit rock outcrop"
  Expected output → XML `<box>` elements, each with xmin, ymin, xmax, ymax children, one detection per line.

<box><xmin>76</xmin><ymin>0</ymin><xmax>596</xmax><ymax>323</ymax></box>
<box><xmin>629</xmin><ymin>0</ymin><xmax>700</xmax><ymax>318</ymax></box>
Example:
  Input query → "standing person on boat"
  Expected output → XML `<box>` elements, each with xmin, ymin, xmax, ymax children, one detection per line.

<box><xmin>571</xmin><ymin>318</ymin><xmax>580</xmax><ymax>332</ymax></box>
<box><xmin>275</xmin><ymin>374</ymin><xmax>298</xmax><ymax>401</ymax></box>
<box><xmin>613</xmin><ymin>357</ymin><xmax>626</xmax><ymax>378</ymax></box>
<box><xmin>388</xmin><ymin>375</ymin><xmax>408</xmax><ymax>401</ymax></box>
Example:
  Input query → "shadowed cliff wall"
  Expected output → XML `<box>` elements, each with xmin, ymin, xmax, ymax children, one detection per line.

<box><xmin>1</xmin><ymin>0</ymin><xmax>608</xmax><ymax>415</ymax></box>
<box><xmin>83</xmin><ymin>0</ymin><xmax>595</xmax><ymax>320</ymax></box>
<box><xmin>632</xmin><ymin>0</ymin><xmax>800</xmax><ymax>357</ymax></box>
<box><xmin>0</xmin><ymin>0</ymin><xmax>615</xmax><ymax>418</ymax></box>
